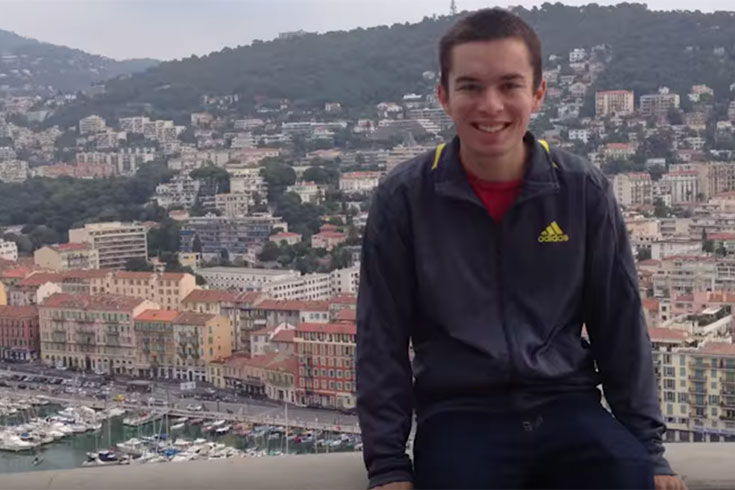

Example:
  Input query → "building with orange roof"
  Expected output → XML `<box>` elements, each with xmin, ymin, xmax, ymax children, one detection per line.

<box><xmin>0</xmin><ymin>305</ymin><xmax>39</xmax><ymax>361</ymax></box>
<box><xmin>294</xmin><ymin>322</ymin><xmax>356</xmax><ymax>409</ymax></box>
<box><xmin>172</xmin><ymin>311</ymin><xmax>232</xmax><ymax>383</ymax></box>
<box><xmin>206</xmin><ymin>351</ymin><xmax>281</xmax><ymax>397</ymax></box>
<box><xmin>106</xmin><ymin>270</ymin><xmax>197</xmax><ymax>310</ymax></box>
<box><xmin>249</xmin><ymin>322</ymin><xmax>295</xmax><ymax>357</ymax></box>
<box><xmin>181</xmin><ymin>289</ymin><xmax>265</xmax><ymax>354</ymax></box>
<box><xmin>134</xmin><ymin>309</ymin><xmax>180</xmax><ymax>378</ymax></box>
<box><xmin>39</xmin><ymin>293</ymin><xmax>158</xmax><ymax>373</ymax></box>
<box><xmin>310</xmin><ymin>230</ymin><xmax>346</xmax><ymax>251</ymax></box>
<box><xmin>9</xmin><ymin>272</ymin><xmax>65</xmax><ymax>307</ymax></box>
<box><xmin>34</xmin><ymin>243</ymin><xmax>99</xmax><ymax>271</ymax></box>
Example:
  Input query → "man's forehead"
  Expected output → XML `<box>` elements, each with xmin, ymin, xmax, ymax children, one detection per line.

<box><xmin>449</xmin><ymin>40</ymin><xmax>532</xmax><ymax>80</ymax></box>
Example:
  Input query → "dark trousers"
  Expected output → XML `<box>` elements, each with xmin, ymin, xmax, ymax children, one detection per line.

<box><xmin>413</xmin><ymin>394</ymin><xmax>654</xmax><ymax>489</ymax></box>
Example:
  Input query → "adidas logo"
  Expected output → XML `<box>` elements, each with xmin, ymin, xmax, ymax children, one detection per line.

<box><xmin>538</xmin><ymin>221</ymin><xmax>570</xmax><ymax>243</ymax></box>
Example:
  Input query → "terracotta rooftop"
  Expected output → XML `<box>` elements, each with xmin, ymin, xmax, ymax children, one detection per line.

<box><xmin>135</xmin><ymin>309</ymin><xmax>180</xmax><ymax>323</ymax></box>
<box><xmin>642</xmin><ymin>299</ymin><xmax>659</xmax><ymax>311</ymax></box>
<box><xmin>41</xmin><ymin>293</ymin><xmax>145</xmax><ymax>311</ymax></box>
<box><xmin>17</xmin><ymin>272</ymin><xmax>65</xmax><ymax>287</ymax></box>
<box><xmin>696</xmin><ymin>342</ymin><xmax>735</xmax><ymax>356</ymax></box>
<box><xmin>272</xmin><ymin>329</ymin><xmax>296</xmax><ymax>343</ymax></box>
<box><xmin>174</xmin><ymin>311</ymin><xmax>217</xmax><ymax>325</ymax></box>
<box><xmin>52</xmin><ymin>243</ymin><xmax>93</xmax><ymax>252</ymax></box>
<box><xmin>0</xmin><ymin>305</ymin><xmax>38</xmax><ymax>318</ymax></box>
<box><xmin>335</xmin><ymin>309</ymin><xmax>357</xmax><ymax>322</ymax></box>
<box><xmin>648</xmin><ymin>327</ymin><xmax>689</xmax><ymax>342</ymax></box>
<box><xmin>61</xmin><ymin>269</ymin><xmax>113</xmax><ymax>279</ymax></box>
<box><xmin>296</xmin><ymin>322</ymin><xmax>356</xmax><ymax>336</ymax></box>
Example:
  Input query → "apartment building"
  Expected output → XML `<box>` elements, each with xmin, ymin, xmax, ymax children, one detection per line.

<box><xmin>0</xmin><ymin>239</ymin><xmax>18</xmax><ymax>261</ymax></box>
<box><xmin>640</xmin><ymin>89</ymin><xmax>681</xmax><ymax>117</ymax></box>
<box><xmin>181</xmin><ymin>289</ymin><xmax>264</xmax><ymax>354</ymax></box>
<box><xmin>34</xmin><ymin>243</ymin><xmax>99</xmax><ymax>271</ymax></box>
<box><xmin>171</xmin><ymin>311</ymin><xmax>232</xmax><ymax>383</ymax></box>
<box><xmin>39</xmin><ymin>293</ymin><xmax>157</xmax><ymax>374</ymax></box>
<box><xmin>68</xmin><ymin>222</ymin><xmax>148</xmax><ymax>270</ymax></box>
<box><xmin>295</xmin><ymin>322</ymin><xmax>356</xmax><ymax>409</ymax></box>
<box><xmin>179</xmin><ymin>214</ymin><xmax>286</xmax><ymax>261</ymax></box>
<box><xmin>154</xmin><ymin>174</ymin><xmax>201</xmax><ymax>209</ymax></box>
<box><xmin>662</xmin><ymin>171</ymin><xmax>700</xmax><ymax>204</ymax></box>
<box><xmin>78</xmin><ymin>115</ymin><xmax>106</xmax><ymax>135</ymax></box>
<box><xmin>338</xmin><ymin>172</ymin><xmax>381</xmax><ymax>193</ymax></box>
<box><xmin>197</xmin><ymin>267</ymin><xmax>299</xmax><ymax>292</ymax></box>
<box><xmin>652</xmin><ymin>329</ymin><xmax>735</xmax><ymax>442</ymax></box>
<box><xmin>613</xmin><ymin>172</ymin><xmax>653</xmax><ymax>206</ymax></box>
<box><xmin>105</xmin><ymin>271</ymin><xmax>197</xmax><ymax>310</ymax></box>
<box><xmin>0</xmin><ymin>305</ymin><xmax>39</xmax><ymax>361</ymax></box>
<box><xmin>214</xmin><ymin>193</ymin><xmax>251</xmax><ymax>217</ymax></box>
<box><xmin>595</xmin><ymin>90</ymin><xmax>635</xmax><ymax>117</ymax></box>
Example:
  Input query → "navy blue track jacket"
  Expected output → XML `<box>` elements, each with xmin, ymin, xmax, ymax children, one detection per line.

<box><xmin>356</xmin><ymin>132</ymin><xmax>671</xmax><ymax>488</ymax></box>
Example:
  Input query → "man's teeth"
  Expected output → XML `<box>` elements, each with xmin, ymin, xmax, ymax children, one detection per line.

<box><xmin>476</xmin><ymin>124</ymin><xmax>506</xmax><ymax>133</ymax></box>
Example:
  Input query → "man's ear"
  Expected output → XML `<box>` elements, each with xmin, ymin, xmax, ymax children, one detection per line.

<box><xmin>437</xmin><ymin>83</ymin><xmax>450</xmax><ymax>114</ymax></box>
<box><xmin>532</xmin><ymin>79</ymin><xmax>546</xmax><ymax>113</ymax></box>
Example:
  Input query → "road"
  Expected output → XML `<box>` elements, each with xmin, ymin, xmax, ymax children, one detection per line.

<box><xmin>0</xmin><ymin>361</ymin><xmax>359</xmax><ymax>429</ymax></box>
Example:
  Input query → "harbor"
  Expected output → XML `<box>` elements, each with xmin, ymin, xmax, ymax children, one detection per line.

<box><xmin>0</xmin><ymin>393</ymin><xmax>362</xmax><ymax>474</ymax></box>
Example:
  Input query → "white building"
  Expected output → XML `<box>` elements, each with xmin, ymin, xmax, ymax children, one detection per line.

<box><xmin>613</xmin><ymin>173</ymin><xmax>653</xmax><ymax>206</ymax></box>
<box><xmin>339</xmin><ymin>172</ymin><xmax>381</xmax><ymax>193</ymax></box>
<box><xmin>79</xmin><ymin>115</ymin><xmax>106</xmax><ymax>135</ymax></box>
<box><xmin>263</xmin><ymin>266</ymin><xmax>360</xmax><ymax>301</ymax></box>
<box><xmin>198</xmin><ymin>267</ymin><xmax>300</xmax><ymax>292</ymax></box>
<box><xmin>215</xmin><ymin>193</ymin><xmax>252</xmax><ymax>217</ymax></box>
<box><xmin>0</xmin><ymin>239</ymin><xmax>18</xmax><ymax>261</ymax></box>
<box><xmin>595</xmin><ymin>90</ymin><xmax>635</xmax><ymax>117</ymax></box>
<box><xmin>119</xmin><ymin>116</ymin><xmax>151</xmax><ymax>134</ymax></box>
<box><xmin>662</xmin><ymin>171</ymin><xmax>700</xmax><ymax>204</ymax></box>
<box><xmin>650</xmin><ymin>239</ymin><xmax>703</xmax><ymax>260</ymax></box>
<box><xmin>154</xmin><ymin>174</ymin><xmax>201</xmax><ymax>209</ymax></box>
<box><xmin>286</xmin><ymin>181</ymin><xmax>322</xmax><ymax>204</ymax></box>
<box><xmin>68</xmin><ymin>221</ymin><xmax>148</xmax><ymax>270</ymax></box>
<box><xmin>568</xmin><ymin>129</ymin><xmax>590</xmax><ymax>144</ymax></box>
<box><xmin>569</xmin><ymin>48</ymin><xmax>587</xmax><ymax>62</ymax></box>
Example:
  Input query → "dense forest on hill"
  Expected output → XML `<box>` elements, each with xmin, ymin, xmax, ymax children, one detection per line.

<box><xmin>45</xmin><ymin>3</ymin><xmax>735</xmax><ymax>127</ymax></box>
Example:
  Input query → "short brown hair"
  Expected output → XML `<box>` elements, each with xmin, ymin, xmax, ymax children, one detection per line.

<box><xmin>439</xmin><ymin>8</ymin><xmax>543</xmax><ymax>91</ymax></box>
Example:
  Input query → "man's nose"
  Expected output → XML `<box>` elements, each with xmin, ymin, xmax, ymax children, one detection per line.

<box><xmin>479</xmin><ymin>88</ymin><xmax>504</xmax><ymax>113</ymax></box>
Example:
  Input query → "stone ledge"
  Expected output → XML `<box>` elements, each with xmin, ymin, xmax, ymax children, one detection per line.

<box><xmin>0</xmin><ymin>444</ymin><xmax>732</xmax><ymax>489</ymax></box>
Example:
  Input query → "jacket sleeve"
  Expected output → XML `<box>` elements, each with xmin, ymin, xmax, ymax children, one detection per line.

<box><xmin>356</xmin><ymin>185</ymin><xmax>415</xmax><ymax>488</ymax></box>
<box><xmin>582</xmin><ymin>177</ymin><xmax>674</xmax><ymax>476</ymax></box>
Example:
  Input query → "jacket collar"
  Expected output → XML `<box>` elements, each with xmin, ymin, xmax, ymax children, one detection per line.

<box><xmin>433</xmin><ymin>132</ymin><xmax>559</xmax><ymax>209</ymax></box>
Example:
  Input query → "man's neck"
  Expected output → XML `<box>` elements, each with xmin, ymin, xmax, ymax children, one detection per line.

<box><xmin>459</xmin><ymin>141</ymin><xmax>528</xmax><ymax>182</ymax></box>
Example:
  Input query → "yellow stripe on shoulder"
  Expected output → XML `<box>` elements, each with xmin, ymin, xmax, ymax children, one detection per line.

<box><xmin>537</xmin><ymin>138</ymin><xmax>559</xmax><ymax>169</ymax></box>
<box><xmin>431</xmin><ymin>143</ymin><xmax>446</xmax><ymax>171</ymax></box>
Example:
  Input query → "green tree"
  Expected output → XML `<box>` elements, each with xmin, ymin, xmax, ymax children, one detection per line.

<box><xmin>258</xmin><ymin>241</ymin><xmax>280</xmax><ymax>262</ymax></box>
<box><xmin>190</xmin><ymin>165</ymin><xmax>230</xmax><ymax>194</ymax></box>
<box><xmin>125</xmin><ymin>258</ymin><xmax>154</xmax><ymax>271</ymax></box>
<box><xmin>260</xmin><ymin>158</ymin><xmax>296</xmax><ymax>201</ymax></box>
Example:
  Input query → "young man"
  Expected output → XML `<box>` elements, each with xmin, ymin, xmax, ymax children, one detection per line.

<box><xmin>356</xmin><ymin>8</ymin><xmax>687</xmax><ymax>490</ymax></box>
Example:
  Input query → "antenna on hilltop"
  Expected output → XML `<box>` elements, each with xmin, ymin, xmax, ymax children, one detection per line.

<box><xmin>450</xmin><ymin>0</ymin><xmax>458</xmax><ymax>16</ymax></box>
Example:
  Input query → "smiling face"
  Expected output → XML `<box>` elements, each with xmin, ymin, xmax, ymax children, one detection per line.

<box><xmin>438</xmin><ymin>38</ymin><xmax>546</xmax><ymax>173</ymax></box>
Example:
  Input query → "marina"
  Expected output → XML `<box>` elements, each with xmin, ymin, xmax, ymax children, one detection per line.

<box><xmin>0</xmin><ymin>395</ymin><xmax>362</xmax><ymax>474</ymax></box>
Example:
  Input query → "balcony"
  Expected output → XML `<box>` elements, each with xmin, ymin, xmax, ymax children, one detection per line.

<box><xmin>0</xmin><ymin>446</ymin><xmax>732</xmax><ymax>489</ymax></box>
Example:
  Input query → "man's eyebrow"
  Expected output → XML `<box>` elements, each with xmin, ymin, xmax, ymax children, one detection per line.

<box><xmin>500</xmin><ymin>73</ymin><xmax>526</xmax><ymax>81</ymax></box>
<box><xmin>454</xmin><ymin>76</ymin><xmax>481</xmax><ymax>84</ymax></box>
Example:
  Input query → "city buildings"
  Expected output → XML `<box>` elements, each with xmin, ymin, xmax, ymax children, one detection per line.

<box><xmin>39</xmin><ymin>293</ymin><xmax>158</xmax><ymax>374</ymax></box>
<box><xmin>0</xmin><ymin>239</ymin><xmax>18</xmax><ymax>262</ymax></box>
<box><xmin>595</xmin><ymin>90</ymin><xmax>635</xmax><ymax>117</ymax></box>
<box><xmin>0</xmin><ymin>305</ymin><xmax>39</xmax><ymax>361</ymax></box>
<box><xmin>68</xmin><ymin>222</ymin><xmax>148</xmax><ymax>270</ymax></box>
<box><xmin>34</xmin><ymin>243</ymin><xmax>99</xmax><ymax>271</ymax></box>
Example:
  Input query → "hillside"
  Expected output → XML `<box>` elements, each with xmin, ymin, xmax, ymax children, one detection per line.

<box><xmin>47</xmin><ymin>3</ymin><xmax>735</xmax><ymax>125</ymax></box>
<box><xmin>0</xmin><ymin>28</ymin><xmax>159</xmax><ymax>95</ymax></box>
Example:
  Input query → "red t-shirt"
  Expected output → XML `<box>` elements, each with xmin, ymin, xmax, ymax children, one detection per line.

<box><xmin>465</xmin><ymin>171</ymin><xmax>523</xmax><ymax>222</ymax></box>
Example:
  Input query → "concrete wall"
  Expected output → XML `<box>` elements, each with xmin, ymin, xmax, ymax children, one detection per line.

<box><xmin>1</xmin><ymin>445</ymin><xmax>733</xmax><ymax>489</ymax></box>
